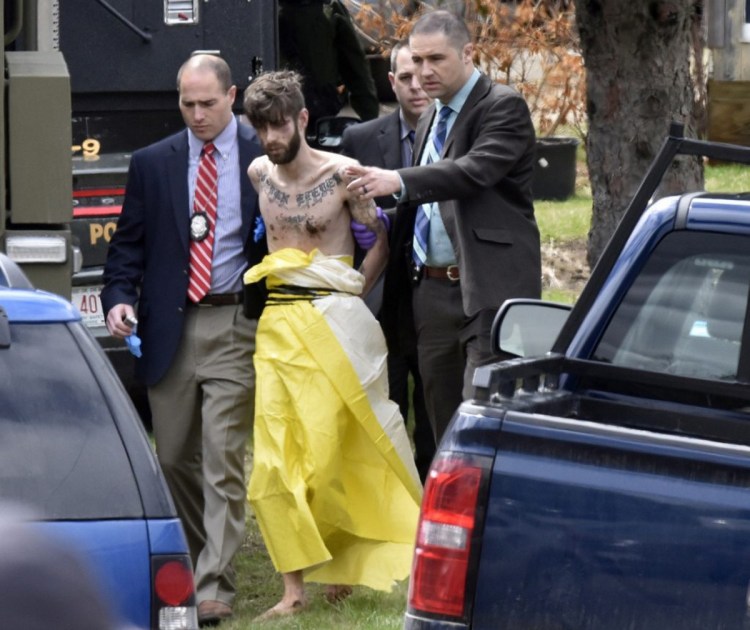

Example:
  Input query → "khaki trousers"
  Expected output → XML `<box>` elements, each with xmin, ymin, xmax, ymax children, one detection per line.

<box><xmin>149</xmin><ymin>303</ymin><xmax>256</xmax><ymax>606</ymax></box>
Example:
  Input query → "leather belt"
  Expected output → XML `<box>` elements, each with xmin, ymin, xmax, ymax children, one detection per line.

<box><xmin>423</xmin><ymin>265</ymin><xmax>460</xmax><ymax>282</ymax></box>
<box><xmin>189</xmin><ymin>292</ymin><xmax>243</xmax><ymax>307</ymax></box>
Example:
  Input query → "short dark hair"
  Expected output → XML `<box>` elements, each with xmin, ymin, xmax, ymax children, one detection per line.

<box><xmin>410</xmin><ymin>10</ymin><xmax>471</xmax><ymax>51</ymax></box>
<box><xmin>243</xmin><ymin>70</ymin><xmax>306</xmax><ymax>128</ymax></box>
<box><xmin>176</xmin><ymin>54</ymin><xmax>233</xmax><ymax>92</ymax></box>
<box><xmin>390</xmin><ymin>39</ymin><xmax>409</xmax><ymax>73</ymax></box>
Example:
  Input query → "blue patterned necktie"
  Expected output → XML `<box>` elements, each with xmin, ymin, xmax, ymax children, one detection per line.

<box><xmin>412</xmin><ymin>106</ymin><xmax>452</xmax><ymax>267</ymax></box>
<box><xmin>405</xmin><ymin>129</ymin><xmax>415</xmax><ymax>167</ymax></box>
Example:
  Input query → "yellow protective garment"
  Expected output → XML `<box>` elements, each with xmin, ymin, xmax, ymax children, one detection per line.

<box><xmin>244</xmin><ymin>248</ymin><xmax>422</xmax><ymax>590</ymax></box>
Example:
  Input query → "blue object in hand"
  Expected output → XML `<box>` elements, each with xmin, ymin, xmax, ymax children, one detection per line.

<box><xmin>253</xmin><ymin>215</ymin><xmax>266</xmax><ymax>243</ymax></box>
<box><xmin>125</xmin><ymin>326</ymin><xmax>142</xmax><ymax>358</ymax></box>
<box><xmin>351</xmin><ymin>207</ymin><xmax>390</xmax><ymax>250</ymax></box>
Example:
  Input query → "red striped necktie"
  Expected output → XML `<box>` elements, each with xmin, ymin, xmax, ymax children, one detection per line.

<box><xmin>187</xmin><ymin>142</ymin><xmax>218</xmax><ymax>303</ymax></box>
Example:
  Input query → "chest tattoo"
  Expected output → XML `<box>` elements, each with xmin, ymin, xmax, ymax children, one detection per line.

<box><xmin>296</xmin><ymin>173</ymin><xmax>341</xmax><ymax>209</ymax></box>
<box><xmin>259</xmin><ymin>170</ymin><xmax>341</xmax><ymax>239</ymax></box>
<box><xmin>283</xmin><ymin>214</ymin><xmax>327</xmax><ymax>236</ymax></box>
<box><xmin>259</xmin><ymin>172</ymin><xmax>290</xmax><ymax>207</ymax></box>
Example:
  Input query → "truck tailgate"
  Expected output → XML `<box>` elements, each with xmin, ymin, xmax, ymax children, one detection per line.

<box><xmin>473</xmin><ymin>411</ymin><xmax>750</xmax><ymax>630</ymax></box>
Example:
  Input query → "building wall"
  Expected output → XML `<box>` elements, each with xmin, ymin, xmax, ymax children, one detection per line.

<box><xmin>708</xmin><ymin>0</ymin><xmax>750</xmax><ymax>143</ymax></box>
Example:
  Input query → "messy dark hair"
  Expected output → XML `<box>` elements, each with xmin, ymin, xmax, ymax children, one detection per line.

<box><xmin>243</xmin><ymin>70</ymin><xmax>306</xmax><ymax>128</ymax></box>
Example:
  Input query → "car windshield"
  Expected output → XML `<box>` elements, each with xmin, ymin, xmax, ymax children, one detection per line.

<box><xmin>0</xmin><ymin>322</ymin><xmax>143</xmax><ymax>519</ymax></box>
<box><xmin>592</xmin><ymin>231</ymin><xmax>750</xmax><ymax>381</ymax></box>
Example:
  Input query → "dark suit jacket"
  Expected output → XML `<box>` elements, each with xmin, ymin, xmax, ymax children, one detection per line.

<box><xmin>341</xmin><ymin>109</ymin><xmax>402</xmax><ymax>208</ymax></box>
<box><xmin>340</xmin><ymin>109</ymin><xmax>417</xmax><ymax>351</ymax></box>
<box><xmin>101</xmin><ymin>121</ymin><xmax>267</xmax><ymax>387</ymax></box>
<box><xmin>381</xmin><ymin>73</ymin><xmax>542</xmax><ymax>351</ymax></box>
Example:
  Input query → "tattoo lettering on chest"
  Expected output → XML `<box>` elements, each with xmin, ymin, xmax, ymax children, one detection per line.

<box><xmin>296</xmin><ymin>173</ymin><xmax>341</xmax><ymax>209</ymax></box>
<box><xmin>258</xmin><ymin>172</ymin><xmax>290</xmax><ymax>207</ymax></box>
<box><xmin>258</xmin><ymin>171</ymin><xmax>342</xmax><ymax>240</ymax></box>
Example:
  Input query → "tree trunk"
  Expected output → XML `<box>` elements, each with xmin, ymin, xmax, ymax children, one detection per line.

<box><xmin>575</xmin><ymin>0</ymin><xmax>705</xmax><ymax>268</ymax></box>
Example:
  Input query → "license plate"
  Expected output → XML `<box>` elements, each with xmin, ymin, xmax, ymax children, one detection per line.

<box><xmin>72</xmin><ymin>285</ymin><xmax>105</xmax><ymax>328</ymax></box>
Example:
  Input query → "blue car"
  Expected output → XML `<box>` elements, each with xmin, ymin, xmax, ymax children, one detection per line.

<box><xmin>0</xmin><ymin>254</ymin><xmax>197</xmax><ymax>630</ymax></box>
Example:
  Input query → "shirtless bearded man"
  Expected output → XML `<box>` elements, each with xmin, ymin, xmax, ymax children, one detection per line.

<box><xmin>242</xmin><ymin>70</ymin><xmax>422</xmax><ymax>620</ymax></box>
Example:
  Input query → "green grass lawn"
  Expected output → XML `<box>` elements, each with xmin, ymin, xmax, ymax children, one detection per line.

<box><xmin>536</xmin><ymin>192</ymin><xmax>592</xmax><ymax>243</ymax></box>
<box><xmin>534</xmin><ymin>161</ymin><xmax>750</xmax><ymax>303</ymax></box>
<box><xmin>214</xmin><ymin>453</ymin><xmax>411</xmax><ymax>629</ymax></box>
<box><xmin>705</xmin><ymin>162</ymin><xmax>750</xmax><ymax>192</ymax></box>
<box><xmin>215</xmin><ymin>160</ymin><xmax>750</xmax><ymax>629</ymax></box>
<box><xmin>535</xmin><ymin>160</ymin><xmax>750</xmax><ymax>242</ymax></box>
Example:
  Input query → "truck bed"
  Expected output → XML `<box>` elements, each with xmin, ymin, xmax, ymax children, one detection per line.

<box><xmin>467</xmin><ymin>402</ymin><xmax>750</xmax><ymax>630</ymax></box>
<box><xmin>427</xmin><ymin>347</ymin><xmax>750</xmax><ymax>629</ymax></box>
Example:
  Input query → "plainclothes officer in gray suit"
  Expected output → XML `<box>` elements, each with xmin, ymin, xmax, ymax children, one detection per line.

<box><xmin>346</xmin><ymin>11</ymin><xmax>541</xmax><ymax>443</ymax></box>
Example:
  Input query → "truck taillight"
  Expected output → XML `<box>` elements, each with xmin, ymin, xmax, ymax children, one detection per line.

<box><xmin>151</xmin><ymin>555</ymin><xmax>198</xmax><ymax>629</ymax></box>
<box><xmin>408</xmin><ymin>452</ymin><xmax>490</xmax><ymax>620</ymax></box>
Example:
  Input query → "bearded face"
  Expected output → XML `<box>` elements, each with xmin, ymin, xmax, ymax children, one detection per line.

<box><xmin>261</xmin><ymin>121</ymin><xmax>302</xmax><ymax>165</ymax></box>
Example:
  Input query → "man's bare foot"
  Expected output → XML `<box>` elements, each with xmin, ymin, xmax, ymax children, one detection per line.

<box><xmin>254</xmin><ymin>597</ymin><xmax>308</xmax><ymax>622</ymax></box>
<box><xmin>324</xmin><ymin>584</ymin><xmax>353</xmax><ymax>604</ymax></box>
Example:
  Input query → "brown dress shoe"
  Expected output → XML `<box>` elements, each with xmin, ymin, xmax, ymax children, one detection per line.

<box><xmin>197</xmin><ymin>600</ymin><xmax>233</xmax><ymax>627</ymax></box>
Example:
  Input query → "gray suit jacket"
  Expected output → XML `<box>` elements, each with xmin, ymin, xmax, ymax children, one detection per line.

<box><xmin>391</xmin><ymin>73</ymin><xmax>541</xmax><ymax>321</ymax></box>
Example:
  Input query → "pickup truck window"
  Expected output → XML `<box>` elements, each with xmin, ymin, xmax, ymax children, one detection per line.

<box><xmin>593</xmin><ymin>232</ymin><xmax>749</xmax><ymax>381</ymax></box>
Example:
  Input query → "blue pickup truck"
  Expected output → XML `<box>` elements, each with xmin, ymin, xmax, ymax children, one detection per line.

<box><xmin>405</xmin><ymin>125</ymin><xmax>750</xmax><ymax>630</ymax></box>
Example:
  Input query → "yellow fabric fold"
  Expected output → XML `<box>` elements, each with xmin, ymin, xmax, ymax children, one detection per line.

<box><xmin>245</xmin><ymin>248</ymin><xmax>422</xmax><ymax>590</ymax></box>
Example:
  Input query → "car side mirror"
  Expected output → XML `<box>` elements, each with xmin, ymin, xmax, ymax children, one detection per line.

<box><xmin>491</xmin><ymin>299</ymin><xmax>572</xmax><ymax>358</ymax></box>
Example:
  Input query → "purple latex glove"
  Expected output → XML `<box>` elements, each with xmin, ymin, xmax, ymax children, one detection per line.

<box><xmin>351</xmin><ymin>207</ymin><xmax>391</xmax><ymax>250</ymax></box>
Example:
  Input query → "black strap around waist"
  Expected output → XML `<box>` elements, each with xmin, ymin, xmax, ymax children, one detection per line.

<box><xmin>188</xmin><ymin>292</ymin><xmax>243</xmax><ymax>307</ymax></box>
<box><xmin>266</xmin><ymin>284</ymin><xmax>353</xmax><ymax>306</ymax></box>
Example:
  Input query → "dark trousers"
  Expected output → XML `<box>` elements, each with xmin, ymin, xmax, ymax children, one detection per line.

<box><xmin>387</xmin><ymin>348</ymin><xmax>434</xmax><ymax>483</ymax></box>
<box><xmin>413</xmin><ymin>277</ymin><xmax>495</xmax><ymax>443</ymax></box>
